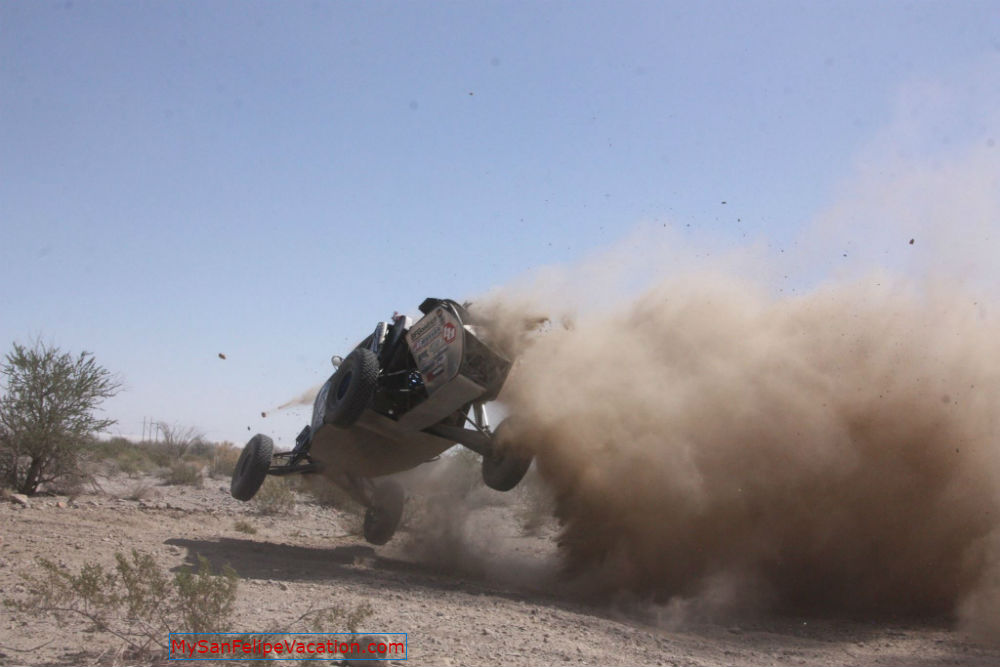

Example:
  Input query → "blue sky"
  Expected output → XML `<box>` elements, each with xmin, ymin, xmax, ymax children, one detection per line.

<box><xmin>2</xmin><ymin>2</ymin><xmax>998</xmax><ymax>444</ymax></box>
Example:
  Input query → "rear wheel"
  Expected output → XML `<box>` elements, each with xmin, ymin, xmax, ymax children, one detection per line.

<box><xmin>363</xmin><ymin>480</ymin><xmax>405</xmax><ymax>545</ymax></box>
<box><xmin>324</xmin><ymin>348</ymin><xmax>379</xmax><ymax>427</ymax></box>
<box><xmin>231</xmin><ymin>434</ymin><xmax>273</xmax><ymax>501</ymax></box>
<box><xmin>482</xmin><ymin>418</ymin><xmax>533</xmax><ymax>491</ymax></box>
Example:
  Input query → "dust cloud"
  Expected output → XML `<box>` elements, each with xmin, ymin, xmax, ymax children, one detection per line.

<box><xmin>486</xmin><ymin>274</ymin><xmax>1000</xmax><ymax>623</ymax></box>
<box><xmin>391</xmin><ymin>453</ymin><xmax>561</xmax><ymax>590</ymax></box>
<box><xmin>466</xmin><ymin>74</ymin><xmax>1000</xmax><ymax>629</ymax></box>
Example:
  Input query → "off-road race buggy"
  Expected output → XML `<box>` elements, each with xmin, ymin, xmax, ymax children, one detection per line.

<box><xmin>230</xmin><ymin>298</ymin><xmax>533</xmax><ymax>545</ymax></box>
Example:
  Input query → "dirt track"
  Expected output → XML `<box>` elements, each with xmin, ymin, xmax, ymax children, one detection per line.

<box><xmin>2</xmin><ymin>472</ymin><xmax>999</xmax><ymax>666</ymax></box>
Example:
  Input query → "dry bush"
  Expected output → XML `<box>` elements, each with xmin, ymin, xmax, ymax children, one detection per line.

<box><xmin>233</xmin><ymin>519</ymin><xmax>257</xmax><ymax>534</ymax></box>
<box><xmin>156</xmin><ymin>423</ymin><xmax>205</xmax><ymax>459</ymax></box>
<box><xmin>43</xmin><ymin>469</ymin><xmax>94</xmax><ymax>499</ymax></box>
<box><xmin>125</xmin><ymin>481</ymin><xmax>158</xmax><ymax>501</ymax></box>
<box><xmin>4</xmin><ymin>549</ymin><xmax>238</xmax><ymax>663</ymax></box>
<box><xmin>90</xmin><ymin>438</ymin><xmax>159</xmax><ymax>476</ymax></box>
<box><xmin>252</xmin><ymin>477</ymin><xmax>295</xmax><ymax>515</ymax></box>
<box><xmin>210</xmin><ymin>442</ymin><xmax>241</xmax><ymax>479</ymax></box>
<box><xmin>160</xmin><ymin>461</ymin><xmax>203</xmax><ymax>488</ymax></box>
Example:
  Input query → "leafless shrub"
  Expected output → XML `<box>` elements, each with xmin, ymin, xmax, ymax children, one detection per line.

<box><xmin>156</xmin><ymin>423</ymin><xmax>206</xmax><ymax>459</ymax></box>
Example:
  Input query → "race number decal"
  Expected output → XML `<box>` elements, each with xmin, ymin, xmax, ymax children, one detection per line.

<box><xmin>443</xmin><ymin>322</ymin><xmax>457</xmax><ymax>344</ymax></box>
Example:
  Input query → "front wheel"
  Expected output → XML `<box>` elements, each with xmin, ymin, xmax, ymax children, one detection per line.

<box><xmin>482</xmin><ymin>419</ymin><xmax>533</xmax><ymax>491</ymax></box>
<box><xmin>231</xmin><ymin>434</ymin><xmax>273</xmax><ymax>501</ymax></box>
<box><xmin>363</xmin><ymin>480</ymin><xmax>405</xmax><ymax>545</ymax></box>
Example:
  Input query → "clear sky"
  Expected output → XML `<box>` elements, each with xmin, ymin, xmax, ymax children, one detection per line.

<box><xmin>2</xmin><ymin>1</ymin><xmax>998</xmax><ymax>444</ymax></box>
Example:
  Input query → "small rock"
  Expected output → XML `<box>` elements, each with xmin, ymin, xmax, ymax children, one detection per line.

<box><xmin>56</xmin><ymin>501</ymin><xmax>67</xmax><ymax>509</ymax></box>
<box><xmin>9</xmin><ymin>493</ymin><xmax>30</xmax><ymax>507</ymax></box>
<box><xmin>278</xmin><ymin>582</ymin><xmax>288</xmax><ymax>591</ymax></box>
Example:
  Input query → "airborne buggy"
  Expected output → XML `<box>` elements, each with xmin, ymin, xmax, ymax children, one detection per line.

<box><xmin>230</xmin><ymin>298</ymin><xmax>532</xmax><ymax>545</ymax></box>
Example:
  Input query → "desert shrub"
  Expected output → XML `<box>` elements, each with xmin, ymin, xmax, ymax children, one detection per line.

<box><xmin>90</xmin><ymin>437</ymin><xmax>159</xmax><ymax>476</ymax></box>
<box><xmin>174</xmin><ymin>556</ymin><xmax>240</xmax><ymax>633</ymax></box>
<box><xmin>0</xmin><ymin>340</ymin><xmax>120</xmax><ymax>494</ymax></box>
<box><xmin>114</xmin><ymin>449</ymin><xmax>155</xmax><ymax>476</ymax></box>
<box><xmin>142</xmin><ymin>443</ymin><xmax>177</xmax><ymax>469</ymax></box>
<box><xmin>233</xmin><ymin>519</ymin><xmax>257</xmax><ymax>534</ymax></box>
<box><xmin>156</xmin><ymin>423</ymin><xmax>206</xmax><ymax>459</ymax></box>
<box><xmin>44</xmin><ymin>469</ymin><xmax>93</xmax><ymax>498</ymax></box>
<box><xmin>5</xmin><ymin>550</ymin><xmax>238</xmax><ymax>662</ymax></box>
<box><xmin>252</xmin><ymin>477</ymin><xmax>295</xmax><ymax>515</ymax></box>
<box><xmin>188</xmin><ymin>439</ymin><xmax>214</xmax><ymax>458</ymax></box>
<box><xmin>210</xmin><ymin>443</ymin><xmax>241</xmax><ymax>479</ymax></box>
<box><xmin>161</xmin><ymin>461</ymin><xmax>203</xmax><ymax>487</ymax></box>
<box><xmin>125</xmin><ymin>481</ymin><xmax>158</xmax><ymax>501</ymax></box>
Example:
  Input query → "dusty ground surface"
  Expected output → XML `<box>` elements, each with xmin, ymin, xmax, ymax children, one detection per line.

<box><xmin>2</xmin><ymin>470</ymin><xmax>999</xmax><ymax>666</ymax></box>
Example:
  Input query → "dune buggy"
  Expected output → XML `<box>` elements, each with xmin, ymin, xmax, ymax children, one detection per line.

<box><xmin>230</xmin><ymin>298</ymin><xmax>533</xmax><ymax>545</ymax></box>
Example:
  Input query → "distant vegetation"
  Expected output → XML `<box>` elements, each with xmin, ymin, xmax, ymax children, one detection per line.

<box><xmin>0</xmin><ymin>339</ymin><xmax>245</xmax><ymax>496</ymax></box>
<box><xmin>86</xmin><ymin>435</ymin><xmax>242</xmax><ymax>491</ymax></box>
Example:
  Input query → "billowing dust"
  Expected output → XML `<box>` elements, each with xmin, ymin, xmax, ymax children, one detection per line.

<box><xmin>473</xmin><ymin>273</ymin><xmax>1000</xmax><ymax>631</ymax></box>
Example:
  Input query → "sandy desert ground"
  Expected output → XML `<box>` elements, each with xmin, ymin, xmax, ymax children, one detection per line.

<box><xmin>2</xmin><ymin>466</ymin><xmax>999</xmax><ymax>667</ymax></box>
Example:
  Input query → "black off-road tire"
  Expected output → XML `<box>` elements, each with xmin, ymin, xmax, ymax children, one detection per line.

<box><xmin>482</xmin><ymin>419</ymin><xmax>533</xmax><ymax>491</ymax></box>
<box><xmin>231</xmin><ymin>434</ymin><xmax>273</xmax><ymax>501</ymax></box>
<box><xmin>324</xmin><ymin>348</ymin><xmax>379</xmax><ymax>427</ymax></box>
<box><xmin>363</xmin><ymin>480</ymin><xmax>405</xmax><ymax>546</ymax></box>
